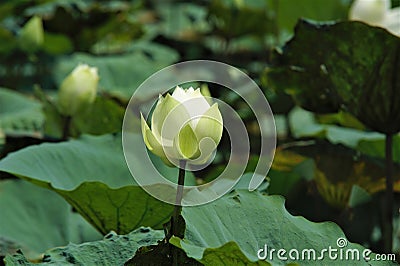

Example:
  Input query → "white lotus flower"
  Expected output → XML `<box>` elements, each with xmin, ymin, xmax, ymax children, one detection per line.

<box><xmin>57</xmin><ymin>64</ymin><xmax>99</xmax><ymax>116</ymax></box>
<box><xmin>349</xmin><ymin>0</ymin><xmax>400</xmax><ymax>37</ymax></box>
<box><xmin>141</xmin><ymin>86</ymin><xmax>223</xmax><ymax>166</ymax></box>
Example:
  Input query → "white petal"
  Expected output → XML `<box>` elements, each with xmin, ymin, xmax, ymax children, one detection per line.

<box><xmin>171</xmin><ymin>86</ymin><xmax>210</xmax><ymax>127</ymax></box>
<box><xmin>151</xmin><ymin>93</ymin><xmax>190</xmax><ymax>144</ymax></box>
<box><xmin>171</xmin><ymin>86</ymin><xmax>188</xmax><ymax>103</ymax></box>
<box><xmin>141</xmin><ymin>113</ymin><xmax>166</xmax><ymax>158</ymax></box>
<box><xmin>173</xmin><ymin>123</ymin><xmax>199</xmax><ymax>159</ymax></box>
<box><xmin>194</xmin><ymin>103</ymin><xmax>223</xmax><ymax>146</ymax></box>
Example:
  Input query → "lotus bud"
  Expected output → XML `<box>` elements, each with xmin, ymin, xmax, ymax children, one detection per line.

<box><xmin>141</xmin><ymin>86</ymin><xmax>223</xmax><ymax>166</ymax></box>
<box><xmin>57</xmin><ymin>64</ymin><xmax>99</xmax><ymax>116</ymax></box>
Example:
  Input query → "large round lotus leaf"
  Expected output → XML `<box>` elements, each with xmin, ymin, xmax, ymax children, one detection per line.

<box><xmin>171</xmin><ymin>190</ymin><xmax>396</xmax><ymax>265</ymax></box>
<box><xmin>0</xmin><ymin>179</ymin><xmax>101</xmax><ymax>260</ymax></box>
<box><xmin>0</xmin><ymin>134</ymin><xmax>195</xmax><ymax>235</ymax></box>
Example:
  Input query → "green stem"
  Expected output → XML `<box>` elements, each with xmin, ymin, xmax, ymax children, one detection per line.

<box><xmin>383</xmin><ymin>134</ymin><xmax>393</xmax><ymax>252</ymax></box>
<box><xmin>171</xmin><ymin>160</ymin><xmax>186</xmax><ymax>266</ymax></box>
<box><xmin>62</xmin><ymin>115</ymin><xmax>72</xmax><ymax>140</ymax></box>
<box><xmin>172</xmin><ymin>160</ymin><xmax>186</xmax><ymax>236</ymax></box>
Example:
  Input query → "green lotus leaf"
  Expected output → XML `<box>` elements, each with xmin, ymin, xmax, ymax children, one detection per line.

<box><xmin>0</xmin><ymin>134</ymin><xmax>195</xmax><ymax>235</ymax></box>
<box><xmin>173</xmin><ymin>190</ymin><xmax>397</xmax><ymax>265</ymax></box>
<box><xmin>0</xmin><ymin>179</ymin><xmax>100</xmax><ymax>260</ymax></box>
<box><xmin>4</xmin><ymin>227</ymin><xmax>164</xmax><ymax>265</ymax></box>
<box><xmin>265</xmin><ymin>20</ymin><xmax>400</xmax><ymax>134</ymax></box>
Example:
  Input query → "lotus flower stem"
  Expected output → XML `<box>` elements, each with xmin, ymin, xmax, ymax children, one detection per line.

<box><xmin>172</xmin><ymin>160</ymin><xmax>186</xmax><ymax>237</ymax></box>
<box><xmin>62</xmin><ymin>115</ymin><xmax>72</xmax><ymax>140</ymax></box>
<box><xmin>170</xmin><ymin>160</ymin><xmax>186</xmax><ymax>266</ymax></box>
<box><xmin>384</xmin><ymin>133</ymin><xmax>393</xmax><ymax>252</ymax></box>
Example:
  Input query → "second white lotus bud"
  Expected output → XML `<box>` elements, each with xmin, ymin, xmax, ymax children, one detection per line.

<box><xmin>57</xmin><ymin>64</ymin><xmax>99</xmax><ymax>117</ymax></box>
